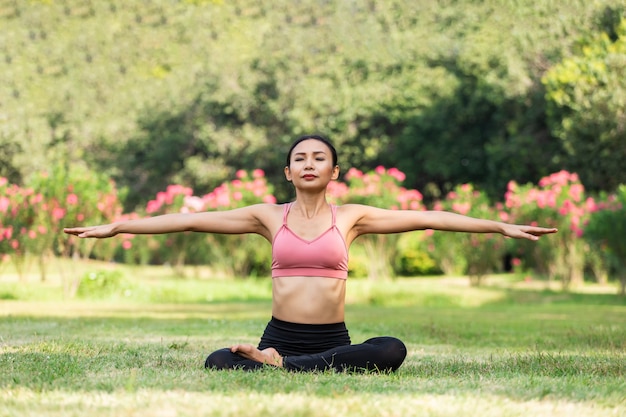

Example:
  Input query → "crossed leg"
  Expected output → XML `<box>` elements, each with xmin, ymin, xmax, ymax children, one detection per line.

<box><xmin>205</xmin><ymin>337</ymin><xmax>406</xmax><ymax>372</ymax></box>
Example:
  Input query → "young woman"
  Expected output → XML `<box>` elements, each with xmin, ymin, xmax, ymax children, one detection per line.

<box><xmin>64</xmin><ymin>134</ymin><xmax>557</xmax><ymax>372</ymax></box>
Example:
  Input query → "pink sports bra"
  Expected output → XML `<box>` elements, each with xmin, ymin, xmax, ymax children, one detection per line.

<box><xmin>271</xmin><ymin>203</ymin><xmax>349</xmax><ymax>279</ymax></box>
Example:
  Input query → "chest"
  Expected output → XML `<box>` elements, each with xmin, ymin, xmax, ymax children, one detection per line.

<box><xmin>282</xmin><ymin>208</ymin><xmax>336</xmax><ymax>241</ymax></box>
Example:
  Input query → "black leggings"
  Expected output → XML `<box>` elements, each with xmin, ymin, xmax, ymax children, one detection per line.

<box><xmin>205</xmin><ymin>317</ymin><xmax>407</xmax><ymax>372</ymax></box>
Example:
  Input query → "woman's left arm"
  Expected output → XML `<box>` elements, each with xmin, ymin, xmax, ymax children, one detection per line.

<box><xmin>347</xmin><ymin>205</ymin><xmax>557</xmax><ymax>241</ymax></box>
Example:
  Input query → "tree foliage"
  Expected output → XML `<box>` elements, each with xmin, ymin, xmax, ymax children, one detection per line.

<box><xmin>0</xmin><ymin>0</ymin><xmax>622</xmax><ymax>209</ymax></box>
<box><xmin>543</xmin><ymin>11</ymin><xmax>626</xmax><ymax>192</ymax></box>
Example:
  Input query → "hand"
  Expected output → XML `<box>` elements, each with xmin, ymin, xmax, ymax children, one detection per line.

<box><xmin>501</xmin><ymin>224</ymin><xmax>558</xmax><ymax>241</ymax></box>
<box><xmin>63</xmin><ymin>224</ymin><xmax>118</xmax><ymax>239</ymax></box>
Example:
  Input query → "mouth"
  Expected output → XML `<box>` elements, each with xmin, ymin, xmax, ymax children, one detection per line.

<box><xmin>302</xmin><ymin>174</ymin><xmax>316</xmax><ymax>180</ymax></box>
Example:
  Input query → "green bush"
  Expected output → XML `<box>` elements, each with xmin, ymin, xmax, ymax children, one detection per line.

<box><xmin>76</xmin><ymin>270</ymin><xmax>133</xmax><ymax>299</ymax></box>
<box><xmin>584</xmin><ymin>185</ymin><xmax>626</xmax><ymax>295</ymax></box>
<box><xmin>394</xmin><ymin>233</ymin><xmax>441</xmax><ymax>276</ymax></box>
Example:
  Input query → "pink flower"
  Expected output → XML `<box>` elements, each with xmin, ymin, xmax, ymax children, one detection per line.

<box><xmin>387</xmin><ymin>167</ymin><xmax>406</xmax><ymax>182</ymax></box>
<box><xmin>156</xmin><ymin>191</ymin><xmax>167</xmax><ymax>203</ymax></box>
<box><xmin>252</xmin><ymin>169</ymin><xmax>265</xmax><ymax>179</ymax></box>
<box><xmin>122</xmin><ymin>240</ymin><xmax>132</xmax><ymax>250</ymax></box>
<box><xmin>263</xmin><ymin>195</ymin><xmax>277</xmax><ymax>204</ymax></box>
<box><xmin>511</xmin><ymin>258</ymin><xmax>522</xmax><ymax>267</ymax></box>
<box><xmin>585</xmin><ymin>197</ymin><xmax>597</xmax><ymax>212</ymax></box>
<box><xmin>235</xmin><ymin>170</ymin><xmax>247</xmax><ymax>179</ymax></box>
<box><xmin>0</xmin><ymin>196</ymin><xmax>8</xmax><ymax>213</ymax></box>
<box><xmin>184</xmin><ymin>196</ymin><xmax>205</xmax><ymax>212</ymax></box>
<box><xmin>52</xmin><ymin>207</ymin><xmax>66</xmax><ymax>221</ymax></box>
<box><xmin>30</xmin><ymin>193</ymin><xmax>43</xmax><ymax>204</ymax></box>
<box><xmin>375</xmin><ymin>166</ymin><xmax>386</xmax><ymax>175</ymax></box>
<box><xmin>146</xmin><ymin>200</ymin><xmax>161</xmax><ymax>214</ymax></box>
<box><xmin>326</xmin><ymin>181</ymin><xmax>349</xmax><ymax>199</ymax></box>
<box><xmin>233</xmin><ymin>191</ymin><xmax>243</xmax><ymax>201</ymax></box>
<box><xmin>568</xmin><ymin>184</ymin><xmax>584</xmax><ymax>202</ymax></box>
<box><xmin>499</xmin><ymin>211</ymin><xmax>509</xmax><ymax>221</ymax></box>
<box><xmin>38</xmin><ymin>225</ymin><xmax>48</xmax><ymax>234</ymax></box>
<box><xmin>559</xmin><ymin>200</ymin><xmax>574</xmax><ymax>216</ymax></box>
<box><xmin>216</xmin><ymin>192</ymin><xmax>230</xmax><ymax>207</ymax></box>
<box><xmin>345</xmin><ymin>167</ymin><xmax>363</xmax><ymax>180</ymax></box>
<box><xmin>452</xmin><ymin>202</ymin><xmax>471</xmax><ymax>215</ymax></box>
<box><xmin>28</xmin><ymin>230</ymin><xmax>37</xmax><ymax>239</ymax></box>
<box><xmin>507</xmin><ymin>181</ymin><xmax>518</xmax><ymax>192</ymax></box>
<box><xmin>0</xmin><ymin>177</ymin><xmax>7</xmax><ymax>187</ymax></box>
<box><xmin>11</xmin><ymin>240</ymin><xmax>19</xmax><ymax>249</ymax></box>
<box><xmin>77</xmin><ymin>213</ymin><xmax>84</xmax><ymax>221</ymax></box>
<box><xmin>409</xmin><ymin>201</ymin><xmax>421</xmax><ymax>210</ymax></box>
<box><xmin>66</xmin><ymin>194</ymin><xmax>78</xmax><ymax>205</ymax></box>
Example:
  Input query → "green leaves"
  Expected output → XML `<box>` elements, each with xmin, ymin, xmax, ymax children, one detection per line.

<box><xmin>543</xmin><ymin>15</ymin><xmax>626</xmax><ymax>192</ymax></box>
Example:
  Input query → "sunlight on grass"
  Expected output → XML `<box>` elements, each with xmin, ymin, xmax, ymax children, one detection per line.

<box><xmin>1</xmin><ymin>262</ymin><xmax>625</xmax><ymax>417</ymax></box>
<box><xmin>0</xmin><ymin>388</ymin><xmax>618</xmax><ymax>417</ymax></box>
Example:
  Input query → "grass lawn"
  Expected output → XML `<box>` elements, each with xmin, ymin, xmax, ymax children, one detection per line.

<box><xmin>1</xmin><ymin>259</ymin><xmax>625</xmax><ymax>416</ymax></box>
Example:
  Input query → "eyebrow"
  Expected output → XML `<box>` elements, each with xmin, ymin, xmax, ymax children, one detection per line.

<box><xmin>293</xmin><ymin>150</ymin><xmax>327</xmax><ymax>156</ymax></box>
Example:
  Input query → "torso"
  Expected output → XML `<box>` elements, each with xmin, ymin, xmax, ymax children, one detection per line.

<box><xmin>272</xmin><ymin>276</ymin><xmax>346</xmax><ymax>324</ymax></box>
<box><xmin>267</xmin><ymin>202</ymin><xmax>351</xmax><ymax>324</ymax></box>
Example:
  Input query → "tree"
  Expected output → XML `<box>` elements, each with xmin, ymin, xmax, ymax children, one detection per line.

<box><xmin>543</xmin><ymin>14</ymin><xmax>626</xmax><ymax>193</ymax></box>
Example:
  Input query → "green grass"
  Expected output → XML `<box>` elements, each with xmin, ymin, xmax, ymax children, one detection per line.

<box><xmin>1</xmin><ymin>261</ymin><xmax>625</xmax><ymax>416</ymax></box>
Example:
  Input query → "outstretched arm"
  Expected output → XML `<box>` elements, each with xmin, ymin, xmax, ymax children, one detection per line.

<box><xmin>347</xmin><ymin>205</ymin><xmax>557</xmax><ymax>241</ymax></box>
<box><xmin>64</xmin><ymin>204</ymin><xmax>275</xmax><ymax>240</ymax></box>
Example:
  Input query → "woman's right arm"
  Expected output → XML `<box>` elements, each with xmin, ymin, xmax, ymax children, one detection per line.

<box><xmin>63</xmin><ymin>204</ymin><xmax>276</xmax><ymax>240</ymax></box>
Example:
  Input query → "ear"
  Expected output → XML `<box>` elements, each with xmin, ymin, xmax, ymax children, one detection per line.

<box><xmin>331</xmin><ymin>165</ymin><xmax>340</xmax><ymax>180</ymax></box>
<box><xmin>284</xmin><ymin>166</ymin><xmax>292</xmax><ymax>182</ymax></box>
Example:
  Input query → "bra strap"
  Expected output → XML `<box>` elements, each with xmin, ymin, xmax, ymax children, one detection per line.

<box><xmin>330</xmin><ymin>204</ymin><xmax>337</xmax><ymax>226</ymax></box>
<box><xmin>282</xmin><ymin>202</ymin><xmax>292</xmax><ymax>225</ymax></box>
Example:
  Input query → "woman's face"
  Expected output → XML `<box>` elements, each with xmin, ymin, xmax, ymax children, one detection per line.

<box><xmin>285</xmin><ymin>139</ymin><xmax>339</xmax><ymax>188</ymax></box>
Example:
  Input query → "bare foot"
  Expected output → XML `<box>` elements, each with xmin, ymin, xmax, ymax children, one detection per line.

<box><xmin>230</xmin><ymin>344</ymin><xmax>283</xmax><ymax>367</ymax></box>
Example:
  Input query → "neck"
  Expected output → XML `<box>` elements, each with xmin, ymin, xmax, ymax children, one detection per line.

<box><xmin>291</xmin><ymin>193</ymin><xmax>329</xmax><ymax>219</ymax></box>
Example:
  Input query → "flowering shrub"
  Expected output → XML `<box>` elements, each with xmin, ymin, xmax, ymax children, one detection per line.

<box><xmin>199</xmin><ymin>169</ymin><xmax>276</xmax><ymax>277</ymax></box>
<box><xmin>334</xmin><ymin>166</ymin><xmax>425</xmax><ymax>280</ymax></box>
<box><xmin>1</xmin><ymin>164</ymin><xmax>124</xmax><ymax>284</ymax></box>
<box><xmin>119</xmin><ymin>170</ymin><xmax>277</xmax><ymax>277</ymax></box>
<box><xmin>583</xmin><ymin>186</ymin><xmax>626</xmax><ymax>295</ymax></box>
<box><xmin>427</xmin><ymin>184</ymin><xmax>506</xmax><ymax>286</ymax></box>
<box><xmin>5</xmin><ymin>162</ymin><xmax>625</xmax><ymax>294</ymax></box>
<box><xmin>0</xmin><ymin>178</ymin><xmax>40</xmax><ymax>278</ymax></box>
<box><xmin>505</xmin><ymin>170</ymin><xmax>593</xmax><ymax>289</ymax></box>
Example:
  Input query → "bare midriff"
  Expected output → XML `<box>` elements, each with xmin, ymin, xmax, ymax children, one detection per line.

<box><xmin>272</xmin><ymin>276</ymin><xmax>346</xmax><ymax>324</ymax></box>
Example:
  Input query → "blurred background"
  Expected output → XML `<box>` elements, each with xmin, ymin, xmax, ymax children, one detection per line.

<box><xmin>1</xmin><ymin>0</ymin><xmax>625</xmax><ymax>294</ymax></box>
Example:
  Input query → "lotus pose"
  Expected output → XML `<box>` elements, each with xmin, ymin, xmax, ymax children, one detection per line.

<box><xmin>65</xmin><ymin>134</ymin><xmax>557</xmax><ymax>372</ymax></box>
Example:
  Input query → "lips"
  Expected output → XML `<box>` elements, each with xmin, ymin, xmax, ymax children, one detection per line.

<box><xmin>302</xmin><ymin>174</ymin><xmax>316</xmax><ymax>180</ymax></box>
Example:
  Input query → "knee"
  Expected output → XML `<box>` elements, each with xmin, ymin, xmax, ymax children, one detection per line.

<box><xmin>366</xmin><ymin>336</ymin><xmax>407</xmax><ymax>371</ymax></box>
<box><xmin>385</xmin><ymin>337</ymin><xmax>407</xmax><ymax>370</ymax></box>
<box><xmin>204</xmin><ymin>348</ymin><xmax>233</xmax><ymax>370</ymax></box>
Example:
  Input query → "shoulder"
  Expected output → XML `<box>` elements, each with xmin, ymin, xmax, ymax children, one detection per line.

<box><xmin>245</xmin><ymin>203</ymin><xmax>286</xmax><ymax>218</ymax></box>
<box><xmin>335</xmin><ymin>203</ymin><xmax>379</xmax><ymax>218</ymax></box>
<box><xmin>334</xmin><ymin>203</ymin><xmax>375</xmax><ymax>227</ymax></box>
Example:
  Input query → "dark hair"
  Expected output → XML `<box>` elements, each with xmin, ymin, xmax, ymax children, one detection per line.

<box><xmin>286</xmin><ymin>134</ymin><xmax>338</xmax><ymax>167</ymax></box>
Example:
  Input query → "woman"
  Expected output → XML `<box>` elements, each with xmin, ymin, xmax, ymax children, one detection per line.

<box><xmin>64</xmin><ymin>134</ymin><xmax>557</xmax><ymax>372</ymax></box>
